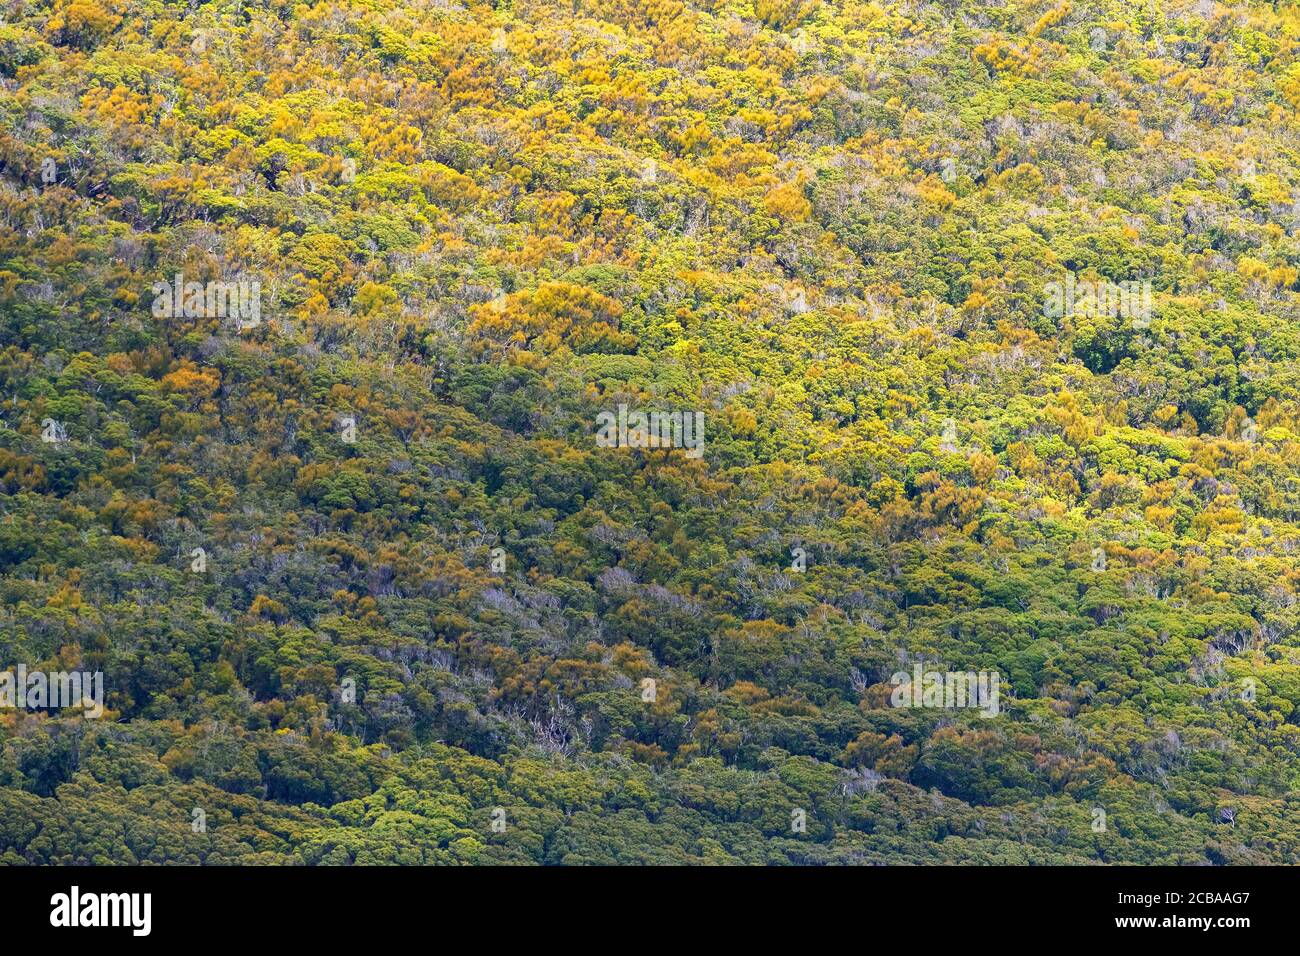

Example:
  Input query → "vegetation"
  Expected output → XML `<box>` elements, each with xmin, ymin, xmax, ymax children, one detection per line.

<box><xmin>3</xmin><ymin>0</ymin><xmax>1300</xmax><ymax>864</ymax></box>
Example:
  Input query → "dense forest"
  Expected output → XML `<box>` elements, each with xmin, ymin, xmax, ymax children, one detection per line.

<box><xmin>3</xmin><ymin>0</ymin><xmax>1300</xmax><ymax>864</ymax></box>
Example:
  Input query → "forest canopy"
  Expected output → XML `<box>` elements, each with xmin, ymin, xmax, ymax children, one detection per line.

<box><xmin>2</xmin><ymin>0</ymin><xmax>1300</xmax><ymax>864</ymax></box>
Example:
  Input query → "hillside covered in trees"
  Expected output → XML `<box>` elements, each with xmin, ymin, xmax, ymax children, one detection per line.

<box><xmin>3</xmin><ymin>0</ymin><xmax>1300</xmax><ymax>864</ymax></box>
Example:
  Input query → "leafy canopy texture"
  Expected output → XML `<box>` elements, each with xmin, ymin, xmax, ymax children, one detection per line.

<box><xmin>3</xmin><ymin>0</ymin><xmax>1300</xmax><ymax>864</ymax></box>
